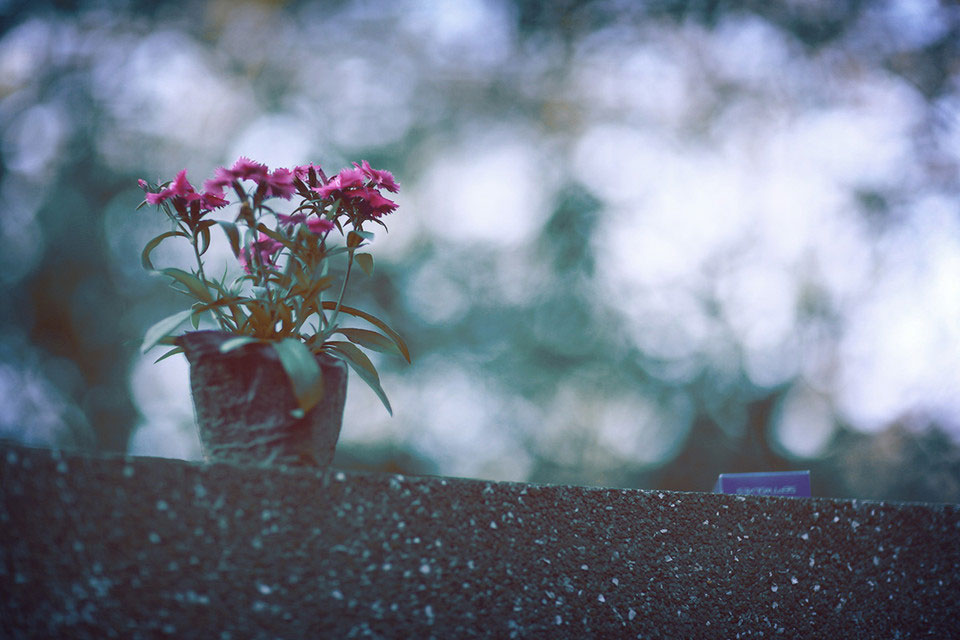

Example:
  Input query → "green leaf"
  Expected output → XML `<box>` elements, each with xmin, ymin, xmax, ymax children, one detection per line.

<box><xmin>191</xmin><ymin>304</ymin><xmax>201</xmax><ymax>329</ymax></box>
<box><xmin>198</xmin><ymin>223</ymin><xmax>212</xmax><ymax>257</ymax></box>
<box><xmin>346</xmin><ymin>230</ymin><xmax>370</xmax><ymax>248</ymax></box>
<box><xmin>217</xmin><ymin>221</ymin><xmax>242</xmax><ymax>258</ymax></box>
<box><xmin>153</xmin><ymin>346</ymin><xmax>184</xmax><ymax>363</ymax></box>
<box><xmin>355</xmin><ymin>253</ymin><xmax>374</xmax><ymax>276</ymax></box>
<box><xmin>141</xmin><ymin>309</ymin><xmax>194</xmax><ymax>353</ymax></box>
<box><xmin>335</xmin><ymin>327</ymin><xmax>400</xmax><ymax>357</ymax></box>
<box><xmin>160</xmin><ymin>268</ymin><xmax>213</xmax><ymax>303</ymax></box>
<box><xmin>141</xmin><ymin>230</ymin><xmax>188</xmax><ymax>270</ymax></box>
<box><xmin>272</xmin><ymin>338</ymin><xmax>325</xmax><ymax>415</ymax></box>
<box><xmin>219</xmin><ymin>336</ymin><xmax>258</xmax><ymax>353</ymax></box>
<box><xmin>320</xmin><ymin>302</ymin><xmax>411</xmax><ymax>363</ymax></box>
<box><xmin>326</xmin><ymin>341</ymin><xmax>392</xmax><ymax>415</ymax></box>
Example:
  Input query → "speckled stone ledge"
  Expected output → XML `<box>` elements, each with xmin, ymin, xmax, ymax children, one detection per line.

<box><xmin>1</xmin><ymin>443</ymin><xmax>958</xmax><ymax>639</ymax></box>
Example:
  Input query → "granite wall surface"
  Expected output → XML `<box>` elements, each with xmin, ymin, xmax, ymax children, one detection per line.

<box><xmin>2</xmin><ymin>442</ymin><xmax>958</xmax><ymax>638</ymax></box>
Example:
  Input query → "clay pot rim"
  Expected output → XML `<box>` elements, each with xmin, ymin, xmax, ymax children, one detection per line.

<box><xmin>175</xmin><ymin>330</ymin><xmax>346</xmax><ymax>369</ymax></box>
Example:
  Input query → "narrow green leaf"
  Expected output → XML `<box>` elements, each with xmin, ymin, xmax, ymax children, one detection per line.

<box><xmin>273</xmin><ymin>338</ymin><xmax>325</xmax><ymax>415</ymax></box>
<box><xmin>326</xmin><ymin>341</ymin><xmax>392</xmax><ymax>415</ymax></box>
<box><xmin>198</xmin><ymin>224</ymin><xmax>212</xmax><ymax>257</ymax></box>
<box><xmin>320</xmin><ymin>302</ymin><xmax>411</xmax><ymax>363</ymax></box>
<box><xmin>141</xmin><ymin>309</ymin><xmax>194</xmax><ymax>353</ymax></box>
<box><xmin>217</xmin><ymin>221</ymin><xmax>242</xmax><ymax>258</ymax></box>
<box><xmin>355</xmin><ymin>253</ymin><xmax>374</xmax><ymax>276</ymax></box>
<box><xmin>141</xmin><ymin>230</ymin><xmax>188</xmax><ymax>271</ymax></box>
<box><xmin>335</xmin><ymin>328</ymin><xmax>400</xmax><ymax>357</ymax></box>
<box><xmin>160</xmin><ymin>268</ymin><xmax>213</xmax><ymax>303</ymax></box>
<box><xmin>153</xmin><ymin>346</ymin><xmax>184</xmax><ymax>364</ymax></box>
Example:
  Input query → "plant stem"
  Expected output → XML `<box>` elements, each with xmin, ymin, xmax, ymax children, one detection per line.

<box><xmin>326</xmin><ymin>250</ymin><xmax>354</xmax><ymax>334</ymax></box>
<box><xmin>191</xmin><ymin>227</ymin><xmax>237</xmax><ymax>332</ymax></box>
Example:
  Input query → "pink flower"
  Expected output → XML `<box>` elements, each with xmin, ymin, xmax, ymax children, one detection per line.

<box><xmin>169</xmin><ymin>169</ymin><xmax>196</xmax><ymax>198</ymax></box>
<box><xmin>293</xmin><ymin>163</ymin><xmax>325</xmax><ymax>185</ymax></box>
<box><xmin>277</xmin><ymin>212</ymin><xmax>307</xmax><ymax>227</ymax></box>
<box><xmin>137</xmin><ymin>179</ymin><xmax>149</xmax><ymax>191</ymax></box>
<box><xmin>306</xmin><ymin>217</ymin><xmax>334</xmax><ymax>235</ymax></box>
<box><xmin>312</xmin><ymin>179</ymin><xmax>341</xmax><ymax>200</ymax></box>
<box><xmin>265</xmin><ymin>167</ymin><xmax>296</xmax><ymax>200</ymax></box>
<box><xmin>201</xmin><ymin>192</ymin><xmax>229</xmax><ymax>210</ymax></box>
<box><xmin>230</xmin><ymin>156</ymin><xmax>268</xmax><ymax>180</ymax></box>
<box><xmin>239</xmin><ymin>232</ymin><xmax>283</xmax><ymax>274</ymax></box>
<box><xmin>202</xmin><ymin>166</ymin><xmax>235</xmax><ymax>195</ymax></box>
<box><xmin>144</xmin><ymin>170</ymin><xmax>198</xmax><ymax>205</ymax></box>
<box><xmin>311</xmin><ymin>167</ymin><xmax>366</xmax><ymax>200</ymax></box>
<box><xmin>354</xmin><ymin>187</ymin><xmax>398</xmax><ymax>217</ymax></box>
<box><xmin>357</xmin><ymin>160</ymin><xmax>399</xmax><ymax>193</ymax></box>
<box><xmin>337</xmin><ymin>167</ymin><xmax>365</xmax><ymax>189</ymax></box>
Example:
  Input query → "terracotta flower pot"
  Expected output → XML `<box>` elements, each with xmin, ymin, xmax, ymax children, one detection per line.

<box><xmin>176</xmin><ymin>330</ymin><xmax>347</xmax><ymax>467</ymax></box>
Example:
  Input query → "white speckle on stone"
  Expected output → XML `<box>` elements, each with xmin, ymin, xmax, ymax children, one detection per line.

<box><xmin>425</xmin><ymin>605</ymin><xmax>434</xmax><ymax>623</ymax></box>
<box><xmin>581</xmin><ymin>564</ymin><xmax>589</xmax><ymax>570</ymax></box>
<box><xmin>851</xmin><ymin>520</ymin><xmax>860</xmax><ymax>530</ymax></box>
<box><xmin>148</xmin><ymin>532</ymin><xmax>161</xmax><ymax>544</ymax></box>
<box><xmin>813</xmin><ymin>584</ymin><xmax>821</xmax><ymax>592</ymax></box>
<box><xmin>382</xmin><ymin>563</ymin><xmax>392</xmax><ymax>571</ymax></box>
<box><xmin>628</xmin><ymin>608</ymin><xmax>637</xmax><ymax>621</ymax></box>
<box><xmin>664</xmin><ymin>556</ymin><xmax>673</xmax><ymax>562</ymax></box>
<box><xmin>873</xmin><ymin>556</ymin><xmax>880</xmax><ymax>566</ymax></box>
<box><xmin>420</xmin><ymin>563</ymin><xmax>431</xmax><ymax>575</ymax></box>
<box><xmin>800</xmin><ymin>533</ymin><xmax>809</xmax><ymax>540</ymax></box>
<box><xmin>598</xmin><ymin>594</ymin><xmax>605</xmax><ymax>603</ymax></box>
<box><xmin>771</xmin><ymin>585</ymin><xmax>778</xmax><ymax>592</ymax></box>
<box><xmin>467</xmin><ymin>560</ymin><xmax>475</xmax><ymax>570</ymax></box>
<box><xmin>490</xmin><ymin>521</ymin><xmax>498</xmax><ymax>529</ymax></box>
<box><xmin>660</xmin><ymin>529</ymin><xmax>668</xmax><ymax>534</ymax></box>
<box><xmin>257</xmin><ymin>583</ymin><xmax>272</xmax><ymax>595</ymax></box>
<box><xmin>809</xmin><ymin>556</ymin><xmax>815</xmax><ymax>568</ymax></box>
<box><xmin>833</xmin><ymin>516</ymin><xmax>840</xmax><ymax>523</ymax></box>
<box><xmin>612</xmin><ymin>577</ymin><xmax>619</xmax><ymax>586</ymax></box>
<box><xmin>335</xmin><ymin>471</ymin><xmax>346</xmax><ymax>481</ymax></box>
<box><xmin>156</xmin><ymin>500</ymin><xmax>168</xmax><ymax>511</ymax></box>
<box><xmin>332</xmin><ymin>590</ymin><xmax>344</xmax><ymax>600</ymax></box>
<box><xmin>555</xmin><ymin>615</ymin><xmax>562</xmax><ymax>625</ymax></box>
<box><xmin>791</xmin><ymin>576</ymin><xmax>798</xmax><ymax>585</ymax></box>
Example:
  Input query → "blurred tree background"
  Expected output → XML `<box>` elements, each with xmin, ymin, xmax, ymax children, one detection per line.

<box><xmin>2</xmin><ymin>0</ymin><xmax>959</xmax><ymax>503</ymax></box>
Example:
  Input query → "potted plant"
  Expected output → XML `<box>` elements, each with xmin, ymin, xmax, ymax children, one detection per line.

<box><xmin>137</xmin><ymin>157</ymin><xmax>410</xmax><ymax>467</ymax></box>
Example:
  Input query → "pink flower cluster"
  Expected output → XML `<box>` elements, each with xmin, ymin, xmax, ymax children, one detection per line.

<box><xmin>142</xmin><ymin>170</ymin><xmax>228</xmax><ymax>213</ymax></box>
<box><xmin>313</xmin><ymin>160</ymin><xmax>399</xmax><ymax>218</ymax></box>
<box><xmin>202</xmin><ymin>157</ymin><xmax>296</xmax><ymax>201</ymax></box>
<box><xmin>141</xmin><ymin>156</ymin><xmax>400</xmax><ymax>276</ymax></box>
